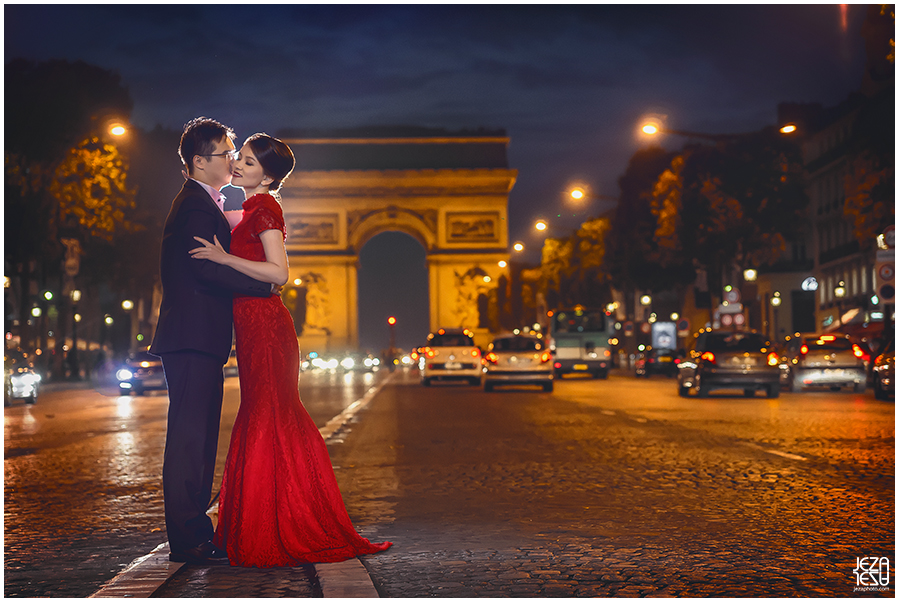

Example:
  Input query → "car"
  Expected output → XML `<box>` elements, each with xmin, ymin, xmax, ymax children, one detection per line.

<box><xmin>482</xmin><ymin>334</ymin><xmax>554</xmax><ymax>392</ymax></box>
<box><xmin>677</xmin><ymin>330</ymin><xmax>780</xmax><ymax>398</ymax></box>
<box><xmin>224</xmin><ymin>347</ymin><xmax>239</xmax><ymax>377</ymax></box>
<box><xmin>634</xmin><ymin>346</ymin><xmax>680</xmax><ymax>378</ymax></box>
<box><xmin>872</xmin><ymin>338</ymin><xmax>894</xmax><ymax>401</ymax></box>
<box><xmin>420</xmin><ymin>328</ymin><xmax>482</xmax><ymax>386</ymax></box>
<box><xmin>117</xmin><ymin>351</ymin><xmax>167</xmax><ymax>396</ymax></box>
<box><xmin>4</xmin><ymin>348</ymin><xmax>40</xmax><ymax>406</ymax></box>
<box><xmin>338</xmin><ymin>352</ymin><xmax>380</xmax><ymax>372</ymax></box>
<box><xmin>782</xmin><ymin>333</ymin><xmax>867</xmax><ymax>393</ymax></box>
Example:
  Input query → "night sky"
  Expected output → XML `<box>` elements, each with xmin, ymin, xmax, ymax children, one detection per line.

<box><xmin>4</xmin><ymin>5</ymin><xmax>871</xmax><ymax>351</ymax></box>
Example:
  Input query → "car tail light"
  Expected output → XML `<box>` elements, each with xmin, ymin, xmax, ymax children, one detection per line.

<box><xmin>425</xmin><ymin>347</ymin><xmax>437</xmax><ymax>358</ymax></box>
<box><xmin>485</xmin><ymin>352</ymin><xmax>499</xmax><ymax>365</ymax></box>
<box><xmin>852</xmin><ymin>344</ymin><xmax>865</xmax><ymax>359</ymax></box>
<box><xmin>540</xmin><ymin>351</ymin><xmax>552</xmax><ymax>363</ymax></box>
<box><xmin>470</xmin><ymin>348</ymin><xmax>480</xmax><ymax>358</ymax></box>
<box><xmin>700</xmin><ymin>351</ymin><xmax>716</xmax><ymax>364</ymax></box>
<box><xmin>648</xmin><ymin>358</ymin><xmax>655</xmax><ymax>363</ymax></box>
<box><xmin>603</xmin><ymin>349</ymin><xmax>611</xmax><ymax>357</ymax></box>
<box><xmin>554</xmin><ymin>362</ymin><xmax>562</xmax><ymax>369</ymax></box>
<box><xmin>800</xmin><ymin>344</ymin><xmax>808</xmax><ymax>355</ymax></box>
<box><xmin>767</xmin><ymin>352</ymin><xmax>779</xmax><ymax>366</ymax></box>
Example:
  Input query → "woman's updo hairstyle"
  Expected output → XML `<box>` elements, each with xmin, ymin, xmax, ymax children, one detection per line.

<box><xmin>244</xmin><ymin>133</ymin><xmax>295</xmax><ymax>194</ymax></box>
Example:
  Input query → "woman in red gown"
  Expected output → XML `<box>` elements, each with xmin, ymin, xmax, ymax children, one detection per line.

<box><xmin>190</xmin><ymin>133</ymin><xmax>391</xmax><ymax>567</ymax></box>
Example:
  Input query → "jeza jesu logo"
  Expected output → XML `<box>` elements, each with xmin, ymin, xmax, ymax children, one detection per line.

<box><xmin>853</xmin><ymin>557</ymin><xmax>890</xmax><ymax>587</ymax></box>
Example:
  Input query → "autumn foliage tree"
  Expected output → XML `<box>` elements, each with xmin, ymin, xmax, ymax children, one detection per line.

<box><xmin>539</xmin><ymin>216</ymin><xmax>611</xmax><ymax>309</ymax></box>
<box><xmin>649</xmin><ymin>129</ymin><xmax>807</xmax><ymax>297</ymax></box>
<box><xmin>5</xmin><ymin>59</ymin><xmax>136</xmax><ymax>370</ymax></box>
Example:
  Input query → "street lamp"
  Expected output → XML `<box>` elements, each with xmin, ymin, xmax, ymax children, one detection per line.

<box><xmin>834</xmin><ymin>280</ymin><xmax>847</xmax><ymax>326</ymax></box>
<box><xmin>534</xmin><ymin>219</ymin><xmax>548</xmax><ymax>232</ymax></box>
<box><xmin>512</xmin><ymin>242</ymin><xmax>524</xmax><ymax>252</ymax></box>
<box><xmin>70</xmin><ymin>289</ymin><xmax>82</xmax><ymax>379</ymax></box>
<box><xmin>770</xmin><ymin>291</ymin><xmax>782</xmax><ymax>340</ymax></box>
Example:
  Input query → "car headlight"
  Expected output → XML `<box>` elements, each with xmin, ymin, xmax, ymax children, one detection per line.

<box><xmin>325</xmin><ymin>358</ymin><xmax>339</xmax><ymax>370</ymax></box>
<box><xmin>116</xmin><ymin>368</ymin><xmax>134</xmax><ymax>381</ymax></box>
<box><xmin>364</xmin><ymin>358</ymin><xmax>374</xmax><ymax>367</ymax></box>
<box><xmin>341</xmin><ymin>357</ymin><xmax>355</xmax><ymax>369</ymax></box>
<box><xmin>11</xmin><ymin>373</ymin><xmax>36</xmax><ymax>387</ymax></box>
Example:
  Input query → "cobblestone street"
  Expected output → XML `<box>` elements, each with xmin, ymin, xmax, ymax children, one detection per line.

<box><xmin>333</xmin><ymin>371</ymin><xmax>894</xmax><ymax>597</ymax></box>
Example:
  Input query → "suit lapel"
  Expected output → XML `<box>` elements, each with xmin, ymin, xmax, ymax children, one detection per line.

<box><xmin>183</xmin><ymin>180</ymin><xmax>232</xmax><ymax>249</ymax></box>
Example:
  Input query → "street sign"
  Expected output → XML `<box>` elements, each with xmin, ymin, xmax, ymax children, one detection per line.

<box><xmin>724</xmin><ymin>287</ymin><xmax>741</xmax><ymax>304</ymax></box>
<box><xmin>676</xmin><ymin>318</ymin><xmax>690</xmax><ymax>337</ymax></box>
<box><xmin>623</xmin><ymin>321</ymin><xmax>634</xmax><ymax>337</ymax></box>
<box><xmin>640</xmin><ymin>322</ymin><xmax>651</xmax><ymax>334</ymax></box>
<box><xmin>734</xmin><ymin>313</ymin><xmax>746</xmax><ymax>326</ymax></box>
<box><xmin>721</xmin><ymin>314</ymin><xmax>733</xmax><ymax>327</ymax></box>
<box><xmin>718</xmin><ymin>302</ymin><xmax>743</xmax><ymax>314</ymax></box>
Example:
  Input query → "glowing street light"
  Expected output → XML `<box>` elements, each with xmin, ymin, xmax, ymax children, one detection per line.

<box><xmin>640</xmin><ymin>295</ymin><xmax>652</xmax><ymax>306</ymax></box>
<box><xmin>570</xmin><ymin>187</ymin><xmax>585</xmax><ymax>200</ymax></box>
<box><xmin>109</xmin><ymin>124</ymin><xmax>127</xmax><ymax>136</ymax></box>
<box><xmin>122</xmin><ymin>299</ymin><xmax>134</xmax><ymax>311</ymax></box>
<box><xmin>498</xmin><ymin>260</ymin><xmax>507</xmax><ymax>268</ymax></box>
<box><xmin>534</xmin><ymin>220</ymin><xmax>548</xmax><ymax>232</ymax></box>
<box><xmin>512</xmin><ymin>242</ymin><xmax>525</xmax><ymax>252</ymax></box>
<box><xmin>779</xmin><ymin>124</ymin><xmax>797</xmax><ymax>134</ymax></box>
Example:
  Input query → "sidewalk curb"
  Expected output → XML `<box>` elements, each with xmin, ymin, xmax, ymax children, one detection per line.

<box><xmin>88</xmin><ymin>371</ymin><xmax>396</xmax><ymax>598</ymax></box>
<box><xmin>88</xmin><ymin>542</ymin><xmax>182</xmax><ymax>598</ymax></box>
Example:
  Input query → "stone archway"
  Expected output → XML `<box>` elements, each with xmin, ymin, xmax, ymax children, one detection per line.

<box><xmin>277</xmin><ymin>130</ymin><xmax>517</xmax><ymax>351</ymax></box>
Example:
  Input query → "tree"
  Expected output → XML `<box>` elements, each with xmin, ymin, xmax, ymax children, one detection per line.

<box><xmin>605</xmin><ymin>146</ymin><xmax>693</xmax><ymax>295</ymax></box>
<box><xmin>649</xmin><ymin>130</ymin><xmax>807</xmax><ymax>296</ymax></box>
<box><xmin>843</xmin><ymin>87</ymin><xmax>894</xmax><ymax>251</ymax></box>
<box><xmin>538</xmin><ymin>216</ymin><xmax>612</xmax><ymax>309</ymax></box>
<box><xmin>5</xmin><ymin>59</ymin><xmax>134</xmax><ymax>373</ymax></box>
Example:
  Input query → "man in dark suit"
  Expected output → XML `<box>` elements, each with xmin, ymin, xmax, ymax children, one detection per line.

<box><xmin>149</xmin><ymin>117</ymin><xmax>271</xmax><ymax>564</ymax></box>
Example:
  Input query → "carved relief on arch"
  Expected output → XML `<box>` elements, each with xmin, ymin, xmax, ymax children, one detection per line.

<box><xmin>348</xmin><ymin>206</ymin><xmax>437</xmax><ymax>252</ymax></box>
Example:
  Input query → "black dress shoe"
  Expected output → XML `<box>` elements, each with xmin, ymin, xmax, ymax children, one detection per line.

<box><xmin>169</xmin><ymin>540</ymin><xmax>229</xmax><ymax>565</ymax></box>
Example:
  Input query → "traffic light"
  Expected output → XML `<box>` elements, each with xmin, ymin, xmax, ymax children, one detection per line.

<box><xmin>875</xmin><ymin>250</ymin><xmax>895</xmax><ymax>304</ymax></box>
<box><xmin>387</xmin><ymin>316</ymin><xmax>396</xmax><ymax>325</ymax></box>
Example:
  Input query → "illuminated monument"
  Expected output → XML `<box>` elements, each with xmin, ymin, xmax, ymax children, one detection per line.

<box><xmin>277</xmin><ymin>127</ymin><xmax>517</xmax><ymax>351</ymax></box>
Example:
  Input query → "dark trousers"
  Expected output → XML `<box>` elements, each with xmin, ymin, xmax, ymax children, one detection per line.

<box><xmin>160</xmin><ymin>351</ymin><xmax>224</xmax><ymax>553</ymax></box>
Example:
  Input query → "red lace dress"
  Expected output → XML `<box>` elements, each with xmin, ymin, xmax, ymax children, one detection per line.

<box><xmin>213</xmin><ymin>193</ymin><xmax>391</xmax><ymax>567</ymax></box>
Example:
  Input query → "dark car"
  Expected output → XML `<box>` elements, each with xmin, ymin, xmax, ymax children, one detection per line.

<box><xmin>677</xmin><ymin>330</ymin><xmax>780</xmax><ymax>398</ymax></box>
<box><xmin>4</xmin><ymin>348</ymin><xmax>40</xmax><ymax>406</ymax></box>
<box><xmin>635</xmin><ymin>346</ymin><xmax>680</xmax><ymax>377</ymax></box>
<box><xmin>117</xmin><ymin>351</ymin><xmax>166</xmax><ymax>396</ymax></box>
<box><xmin>872</xmin><ymin>339</ymin><xmax>894</xmax><ymax>401</ymax></box>
<box><xmin>782</xmin><ymin>333</ymin><xmax>867</xmax><ymax>393</ymax></box>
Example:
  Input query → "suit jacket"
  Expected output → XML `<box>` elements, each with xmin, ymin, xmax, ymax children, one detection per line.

<box><xmin>149</xmin><ymin>179</ymin><xmax>271</xmax><ymax>363</ymax></box>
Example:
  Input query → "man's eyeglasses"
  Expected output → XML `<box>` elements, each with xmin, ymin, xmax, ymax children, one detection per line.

<box><xmin>200</xmin><ymin>150</ymin><xmax>239</xmax><ymax>160</ymax></box>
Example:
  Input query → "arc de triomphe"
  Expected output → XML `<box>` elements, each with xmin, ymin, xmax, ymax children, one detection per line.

<box><xmin>276</xmin><ymin>129</ymin><xmax>517</xmax><ymax>352</ymax></box>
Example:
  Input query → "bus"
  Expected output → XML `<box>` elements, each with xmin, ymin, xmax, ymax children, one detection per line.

<box><xmin>547</xmin><ymin>307</ymin><xmax>612</xmax><ymax>379</ymax></box>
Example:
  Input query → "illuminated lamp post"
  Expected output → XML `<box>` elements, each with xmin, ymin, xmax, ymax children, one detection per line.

<box><xmin>387</xmin><ymin>316</ymin><xmax>397</xmax><ymax>371</ymax></box>
<box><xmin>834</xmin><ymin>281</ymin><xmax>847</xmax><ymax>327</ymax></box>
<box><xmin>770</xmin><ymin>292</ymin><xmax>782</xmax><ymax>341</ymax></box>
<box><xmin>70</xmin><ymin>289</ymin><xmax>82</xmax><ymax>379</ymax></box>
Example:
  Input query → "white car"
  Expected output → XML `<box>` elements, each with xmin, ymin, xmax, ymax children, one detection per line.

<box><xmin>420</xmin><ymin>328</ymin><xmax>482</xmax><ymax>386</ymax></box>
<box><xmin>483</xmin><ymin>334</ymin><xmax>553</xmax><ymax>392</ymax></box>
